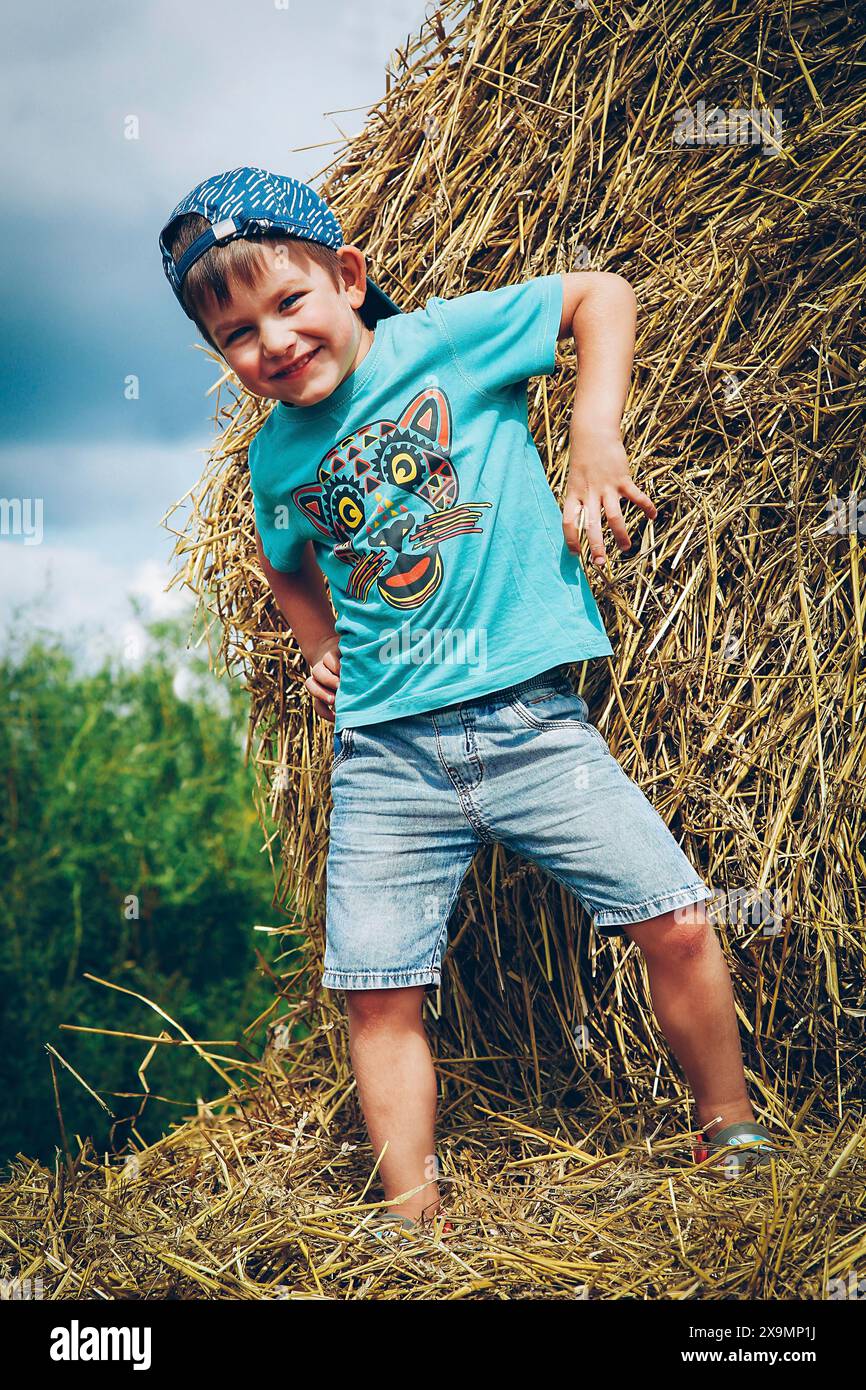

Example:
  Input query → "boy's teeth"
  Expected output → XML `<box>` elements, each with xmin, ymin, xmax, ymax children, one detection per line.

<box><xmin>285</xmin><ymin>349</ymin><xmax>316</xmax><ymax>373</ymax></box>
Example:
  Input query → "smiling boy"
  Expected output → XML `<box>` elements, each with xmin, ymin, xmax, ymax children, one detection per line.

<box><xmin>159</xmin><ymin>167</ymin><xmax>779</xmax><ymax>1232</ymax></box>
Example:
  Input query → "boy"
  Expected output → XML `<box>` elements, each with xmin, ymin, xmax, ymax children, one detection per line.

<box><xmin>159</xmin><ymin>167</ymin><xmax>778</xmax><ymax>1230</ymax></box>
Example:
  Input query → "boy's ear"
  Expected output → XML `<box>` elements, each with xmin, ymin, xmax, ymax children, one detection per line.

<box><xmin>336</xmin><ymin>244</ymin><xmax>368</xmax><ymax>311</ymax></box>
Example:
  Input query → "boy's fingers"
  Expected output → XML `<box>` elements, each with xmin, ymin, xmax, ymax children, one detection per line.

<box><xmin>561</xmin><ymin>494</ymin><xmax>585</xmax><ymax>553</ymax></box>
<box><xmin>565</xmin><ymin>479</ymin><xmax>655</xmax><ymax>566</ymax></box>
<box><xmin>602</xmin><ymin>489</ymin><xmax>632</xmax><ymax>552</ymax></box>
<box><xmin>583</xmin><ymin>496</ymin><xmax>606</xmax><ymax>569</ymax></box>
<box><xmin>306</xmin><ymin>673</ymin><xmax>337</xmax><ymax>705</ymax></box>
<box><xmin>313</xmin><ymin>696</ymin><xmax>336</xmax><ymax>723</ymax></box>
<box><xmin>321</xmin><ymin>646</ymin><xmax>341</xmax><ymax>673</ymax></box>
<box><xmin>621</xmin><ymin>478</ymin><xmax>657</xmax><ymax>519</ymax></box>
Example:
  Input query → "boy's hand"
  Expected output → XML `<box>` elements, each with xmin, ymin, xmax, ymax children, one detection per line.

<box><xmin>562</xmin><ymin>423</ymin><xmax>657</xmax><ymax>570</ymax></box>
<box><xmin>305</xmin><ymin>639</ymin><xmax>341</xmax><ymax>723</ymax></box>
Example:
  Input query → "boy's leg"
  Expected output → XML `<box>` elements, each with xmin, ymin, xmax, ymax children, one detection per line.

<box><xmin>324</xmin><ymin>713</ymin><xmax>482</xmax><ymax>1220</ymax></box>
<box><xmin>461</xmin><ymin>673</ymin><xmax>759</xmax><ymax>1133</ymax></box>
<box><xmin>621</xmin><ymin>902</ymin><xmax>756</xmax><ymax>1131</ymax></box>
<box><xmin>345</xmin><ymin>985</ymin><xmax>442</xmax><ymax>1222</ymax></box>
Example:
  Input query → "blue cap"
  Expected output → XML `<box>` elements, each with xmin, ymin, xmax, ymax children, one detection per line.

<box><xmin>159</xmin><ymin>165</ymin><xmax>402</xmax><ymax>326</ymax></box>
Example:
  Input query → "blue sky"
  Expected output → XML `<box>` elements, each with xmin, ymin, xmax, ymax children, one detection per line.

<box><xmin>0</xmin><ymin>0</ymin><xmax>432</xmax><ymax>670</ymax></box>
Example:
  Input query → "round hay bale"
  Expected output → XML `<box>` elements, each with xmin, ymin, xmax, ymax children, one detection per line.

<box><xmin>165</xmin><ymin>0</ymin><xmax>866</xmax><ymax>1136</ymax></box>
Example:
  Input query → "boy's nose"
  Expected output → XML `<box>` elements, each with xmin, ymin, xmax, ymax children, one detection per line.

<box><xmin>261</xmin><ymin>329</ymin><xmax>296</xmax><ymax>356</ymax></box>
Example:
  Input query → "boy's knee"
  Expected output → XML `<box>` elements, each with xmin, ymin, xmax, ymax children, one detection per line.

<box><xmin>625</xmin><ymin>906</ymin><xmax>714</xmax><ymax>963</ymax></box>
<box><xmin>345</xmin><ymin>984</ymin><xmax>425</xmax><ymax>1025</ymax></box>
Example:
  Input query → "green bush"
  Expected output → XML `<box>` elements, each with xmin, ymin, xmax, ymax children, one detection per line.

<box><xmin>0</xmin><ymin>612</ymin><xmax>295</xmax><ymax>1174</ymax></box>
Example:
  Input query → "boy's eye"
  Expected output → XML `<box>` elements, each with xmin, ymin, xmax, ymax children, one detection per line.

<box><xmin>225</xmin><ymin>295</ymin><xmax>301</xmax><ymax>344</ymax></box>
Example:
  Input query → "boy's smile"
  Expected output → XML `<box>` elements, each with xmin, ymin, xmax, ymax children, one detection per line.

<box><xmin>200</xmin><ymin>240</ymin><xmax>375</xmax><ymax>406</ymax></box>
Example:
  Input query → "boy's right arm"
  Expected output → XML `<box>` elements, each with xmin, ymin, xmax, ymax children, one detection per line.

<box><xmin>254</xmin><ymin>528</ymin><xmax>341</xmax><ymax>722</ymax></box>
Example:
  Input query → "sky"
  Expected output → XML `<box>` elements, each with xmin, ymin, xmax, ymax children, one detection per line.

<box><xmin>0</xmin><ymin>0</ymin><xmax>435</xmax><ymax>673</ymax></box>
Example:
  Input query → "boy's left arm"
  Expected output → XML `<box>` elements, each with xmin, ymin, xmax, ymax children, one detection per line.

<box><xmin>557</xmin><ymin>271</ymin><xmax>656</xmax><ymax>569</ymax></box>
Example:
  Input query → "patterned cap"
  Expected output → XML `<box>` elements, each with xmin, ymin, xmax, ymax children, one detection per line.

<box><xmin>158</xmin><ymin>165</ymin><xmax>401</xmax><ymax>325</ymax></box>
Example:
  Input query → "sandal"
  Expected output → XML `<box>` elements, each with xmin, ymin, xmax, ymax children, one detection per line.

<box><xmin>692</xmin><ymin>1119</ymin><xmax>781</xmax><ymax>1178</ymax></box>
<box><xmin>364</xmin><ymin>1152</ymin><xmax>455</xmax><ymax>1243</ymax></box>
<box><xmin>365</xmin><ymin>1199</ymin><xmax>456</xmax><ymax>1248</ymax></box>
<box><xmin>366</xmin><ymin>1211</ymin><xmax>424</xmax><ymax>1244</ymax></box>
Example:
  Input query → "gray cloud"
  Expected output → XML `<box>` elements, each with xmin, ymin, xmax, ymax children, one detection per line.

<box><xmin>1</xmin><ymin>0</ymin><xmax>434</xmax><ymax>651</ymax></box>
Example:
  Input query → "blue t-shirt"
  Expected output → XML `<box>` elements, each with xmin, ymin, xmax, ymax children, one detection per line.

<box><xmin>249</xmin><ymin>273</ymin><xmax>614</xmax><ymax>732</ymax></box>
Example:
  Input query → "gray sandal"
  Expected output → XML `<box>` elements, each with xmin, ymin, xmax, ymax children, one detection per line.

<box><xmin>693</xmin><ymin>1119</ymin><xmax>780</xmax><ymax>1177</ymax></box>
<box><xmin>366</xmin><ymin>1208</ymin><xmax>455</xmax><ymax>1244</ymax></box>
<box><xmin>367</xmin><ymin>1212</ymin><xmax>419</xmax><ymax>1237</ymax></box>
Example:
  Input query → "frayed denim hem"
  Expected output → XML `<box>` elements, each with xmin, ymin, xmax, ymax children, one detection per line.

<box><xmin>594</xmin><ymin>883</ymin><xmax>711</xmax><ymax>930</ymax></box>
<box><xmin>321</xmin><ymin>967</ymin><xmax>442</xmax><ymax>991</ymax></box>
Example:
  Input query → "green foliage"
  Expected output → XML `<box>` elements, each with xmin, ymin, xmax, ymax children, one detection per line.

<box><xmin>0</xmin><ymin>613</ymin><xmax>298</xmax><ymax>1175</ymax></box>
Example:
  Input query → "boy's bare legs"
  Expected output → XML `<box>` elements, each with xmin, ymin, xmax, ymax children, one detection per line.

<box><xmin>623</xmin><ymin>902</ymin><xmax>756</xmax><ymax>1132</ymax></box>
<box><xmin>344</xmin><ymin>904</ymin><xmax>753</xmax><ymax>1210</ymax></box>
<box><xmin>345</xmin><ymin>985</ymin><xmax>442</xmax><ymax>1222</ymax></box>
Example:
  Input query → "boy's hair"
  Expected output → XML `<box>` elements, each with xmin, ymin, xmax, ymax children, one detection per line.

<box><xmin>163</xmin><ymin>212</ymin><xmax>345</xmax><ymax>352</ymax></box>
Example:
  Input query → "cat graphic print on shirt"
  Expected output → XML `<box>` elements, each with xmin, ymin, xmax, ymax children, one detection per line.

<box><xmin>293</xmin><ymin>385</ymin><xmax>491</xmax><ymax>610</ymax></box>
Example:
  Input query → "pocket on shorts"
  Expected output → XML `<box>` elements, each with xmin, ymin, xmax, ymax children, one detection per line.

<box><xmin>510</xmin><ymin>684</ymin><xmax>605</xmax><ymax>743</ymax></box>
<box><xmin>332</xmin><ymin>727</ymin><xmax>355</xmax><ymax>770</ymax></box>
<box><xmin>512</xmin><ymin>681</ymin><xmax>587</xmax><ymax>718</ymax></box>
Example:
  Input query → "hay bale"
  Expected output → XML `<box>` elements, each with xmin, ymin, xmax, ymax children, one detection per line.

<box><xmin>165</xmin><ymin>0</ymin><xmax>866</xmax><ymax>1129</ymax></box>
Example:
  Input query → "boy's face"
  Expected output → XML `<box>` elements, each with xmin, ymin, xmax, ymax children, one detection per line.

<box><xmin>200</xmin><ymin>240</ymin><xmax>372</xmax><ymax>405</ymax></box>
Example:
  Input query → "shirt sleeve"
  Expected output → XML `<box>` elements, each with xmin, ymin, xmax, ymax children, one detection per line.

<box><xmin>429</xmin><ymin>274</ymin><xmax>563</xmax><ymax>397</ymax></box>
<box><xmin>248</xmin><ymin>434</ymin><xmax>306</xmax><ymax>573</ymax></box>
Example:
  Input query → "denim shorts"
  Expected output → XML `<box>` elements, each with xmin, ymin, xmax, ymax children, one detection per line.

<box><xmin>323</xmin><ymin>664</ymin><xmax>710</xmax><ymax>991</ymax></box>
